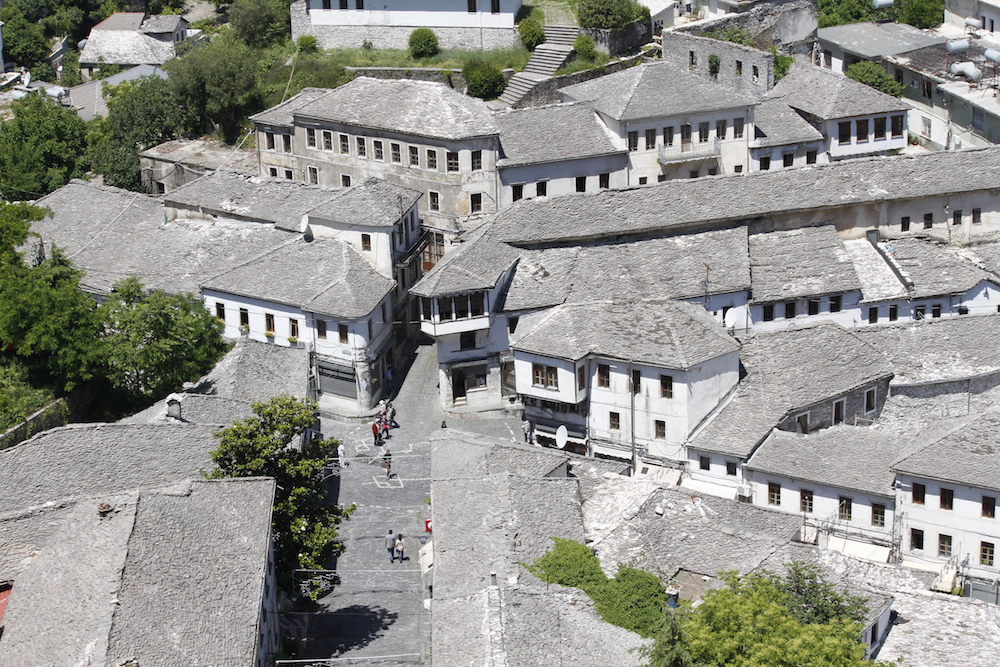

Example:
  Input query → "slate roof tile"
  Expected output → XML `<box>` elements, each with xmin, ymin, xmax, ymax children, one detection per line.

<box><xmin>749</xmin><ymin>225</ymin><xmax>861</xmax><ymax>303</ymax></box>
<box><xmin>769</xmin><ymin>63</ymin><xmax>910</xmax><ymax>119</ymax></box>
<box><xmin>495</xmin><ymin>103</ymin><xmax>625</xmax><ymax>167</ymax></box>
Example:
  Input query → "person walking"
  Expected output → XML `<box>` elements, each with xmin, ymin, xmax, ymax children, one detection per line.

<box><xmin>382</xmin><ymin>448</ymin><xmax>392</xmax><ymax>478</ymax></box>
<box><xmin>385</xmin><ymin>529</ymin><xmax>397</xmax><ymax>562</ymax></box>
<box><xmin>380</xmin><ymin>416</ymin><xmax>390</xmax><ymax>441</ymax></box>
<box><xmin>337</xmin><ymin>442</ymin><xmax>347</xmax><ymax>468</ymax></box>
<box><xmin>522</xmin><ymin>418</ymin><xmax>533</xmax><ymax>443</ymax></box>
<box><xmin>371</xmin><ymin>420</ymin><xmax>381</xmax><ymax>446</ymax></box>
<box><xmin>387</xmin><ymin>402</ymin><xmax>398</xmax><ymax>428</ymax></box>
<box><xmin>394</xmin><ymin>533</ymin><xmax>405</xmax><ymax>563</ymax></box>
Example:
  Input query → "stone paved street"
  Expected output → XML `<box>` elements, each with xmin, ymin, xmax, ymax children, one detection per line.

<box><xmin>291</xmin><ymin>342</ymin><xmax>520</xmax><ymax>663</ymax></box>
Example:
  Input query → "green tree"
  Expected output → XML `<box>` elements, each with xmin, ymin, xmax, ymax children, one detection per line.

<box><xmin>206</xmin><ymin>395</ymin><xmax>355</xmax><ymax>592</ymax></box>
<box><xmin>462</xmin><ymin>57</ymin><xmax>506</xmax><ymax>100</ymax></box>
<box><xmin>574</xmin><ymin>34</ymin><xmax>598</xmax><ymax>61</ymax></box>
<box><xmin>638</xmin><ymin>610</ymin><xmax>703</xmax><ymax>667</ymax></box>
<box><xmin>96</xmin><ymin>276</ymin><xmax>227</xmax><ymax>401</ymax></box>
<box><xmin>0</xmin><ymin>203</ymin><xmax>101</xmax><ymax>391</ymax></box>
<box><xmin>898</xmin><ymin>0</ymin><xmax>944</xmax><ymax>28</ymax></box>
<box><xmin>88</xmin><ymin>75</ymin><xmax>180</xmax><ymax>190</ymax></box>
<box><xmin>165</xmin><ymin>34</ymin><xmax>261</xmax><ymax>143</ymax></box>
<box><xmin>845</xmin><ymin>60</ymin><xmax>905</xmax><ymax>97</ymax></box>
<box><xmin>772</xmin><ymin>47</ymin><xmax>793</xmax><ymax>83</ymax></box>
<box><xmin>775</xmin><ymin>561</ymin><xmax>869</xmax><ymax>625</ymax></box>
<box><xmin>0</xmin><ymin>92</ymin><xmax>88</xmax><ymax>197</ymax></box>
<box><xmin>1</xmin><ymin>10</ymin><xmax>50</xmax><ymax>69</ymax></box>
<box><xmin>818</xmin><ymin>0</ymin><xmax>875</xmax><ymax>28</ymax></box>
<box><xmin>60</xmin><ymin>49</ymin><xmax>83</xmax><ymax>87</ymax></box>
<box><xmin>518</xmin><ymin>17</ymin><xmax>545</xmax><ymax>50</ymax></box>
<box><xmin>229</xmin><ymin>0</ymin><xmax>289</xmax><ymax>49</ymax></box>
<box><xmin>408</xmin><ymin>27</ymin><xmax>439</xmax><ymax>59</ymax></box>
<box><xmin>577</xmin><ymin>0</ymin><xmax>650</xmax><ymax>30</ymax></box>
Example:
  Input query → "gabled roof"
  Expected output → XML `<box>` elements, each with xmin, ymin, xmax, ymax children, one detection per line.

<box><xmin>879</xmin><ymin>237</ymin><xmax>994</xmax><ymax>299</ymax></box>
<box><xmin>495</xmin><ymin>103</ymin><xmax>625</xmax><ymax>168</ymax></box>
<box><xmin>769</xmin><ymin>64</ymin><xmax>909</xmax><ymax>120</ymax></box>
<box><xmin>510</xmin><ymin>299</ymin><xmax>741</xmax><ymax>368</ymax></box>
<box><xmin>80</xmin><ymin>28</ymin><xmax>176</xmax><ymax>66</ymax></box>
<box><xmin>92</xmin><ymin>12</ymin><xmax>145</xmax><ymax>30</ymax></box>
<box><xmin>66</xmin><ymin>64</ymin><xmax>166</xmax><ymax>121</ymax></box>
<box><xmin>842</xmin><ymin>238</ymin><xmax>909</xmax><ymax>303</ymax></box>
<box><xmin>250</xmin><ymin>86</ymin><xmax>330</xmax><ymax>127</ymax></box>
<box><xmin>140</xmin><ymin>14</ymin><xmax>186</xmax><ymax>33</ymax></box>
<box><xmin>283</xmin><ymin>77</ymin><xmax>498</xmax><ymax>140</ymax></box>
<box><xmin>33</xmin><ymin>180</ymin><xmax>289</xmax><ymax>296</ymax></box>
<box><xmin>892</xmin><ymin>409</ymin><xmax>1000</xmax><ymax>490</ymax></box>
<box><xmin>306</xmin><ymin>177</ymin><xmax>421</xmax><ymax>228</ymax></box>
<box><xmin>750</xmin><ymin>97</ymin><xmax>824</xmax><ymax>148</ymax></box>
<box><xmin>410</xmin><ymin>222</ymin><xmax>520</xmax><ymax>298</ymax></box>
<box><xmin>504</xmin><ymin>227</ymin><xmax>750</xmax><ymax>311</ymax></box>
<box><xmin>691</xmin><ymin>324</ymin><xmax>893</xmax><ymax>457</ymax></box>
<box><xmin>202</xmin><ymin>237</ymin><xmax>395</xmax><ymax>319</ymax></box>
<box><xmin>749</xmin><ymin>225</ymin><xmax>861</xmax><ymax>303</ymax></box>
<box><xmin>816</xmin><ymin>21</ymin><xmax>947</xmax><ymax>59</ymax></box>
<box><xmin>560</xmin><ymin>61</ymin><xmax>759</xmax><ymax>121</ymax></box>
<box><xmin>747</xmin><ymin>426</ymin><xmax>913</xmax><ymax>497</ymax></box>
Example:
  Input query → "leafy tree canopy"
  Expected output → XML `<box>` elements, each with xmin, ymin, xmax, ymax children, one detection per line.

<box><xmin>207</xmin><ymin>395</ymin><xmax>354</xmax><ymax>593</ymax></box>
<box><xmin>229</xmin><ymin>0</ymin><xmax>289</xmax><ymax>50</ymax></box>
<box><xmin>96</xmin><ymin>276</ymin><xmax>228</xmax><ymax>401</ymax></box>
<box><xmin>0</xmin><ymin>92</ymin><xmax>88</xmax><ymax>197</ymax></box>
<box><xmin>818</xmin><ymin>0</ymin><xmax>875</xmax><ymax>28</ymax></box>
<box><xmin>846</xmin><ymin>60</ymin><xmax>906</xmax><ymax>97</ymax></box>
<box><xmin>0</xmin><ymin>9</ymin><xmax>50</xmax><ymax>69</ymax></box>
<box><xmin>897</xmin><ymin>0</ymin><xmax>944</xmax><ymax>29</ymax></box>
<box><xmin>577</xmin><ymin>0</ymin><xmax>650</xmax><ymax>30</ymax></box>
<box><xmin>463</xmin><ymin>57</ymin><xmax>507</xmax><ymax>100</ymax></box>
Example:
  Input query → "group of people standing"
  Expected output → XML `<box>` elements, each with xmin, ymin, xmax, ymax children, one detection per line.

<box><xmin>370</xmin><ymin>400</ymin><xmax>398</xmax><ymax>478</ymax></box>
<box><xmin>385</xmin><ymin>529</ymin><xmax>406</xmax><ymax>563</ymax></box>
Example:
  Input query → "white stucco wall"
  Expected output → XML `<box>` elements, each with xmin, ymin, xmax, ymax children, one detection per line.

<box><xmin>498</xmin><ymin>155</ymin><xmax>629</xmax><ymax>208</ymax></box>
<box><xmin>304</xmin><ymin>0</ymin><xmax>521</xmax><ymax>28</ymax></box>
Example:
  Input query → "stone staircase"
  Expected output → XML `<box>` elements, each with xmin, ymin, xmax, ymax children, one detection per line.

<box><xmin>499</xmin><ymin>24</ymin><xmax>580</xmax><ymax>106</ymax></box>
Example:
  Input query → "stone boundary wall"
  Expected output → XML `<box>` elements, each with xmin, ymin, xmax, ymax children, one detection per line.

<box><xmin>291</xmin><ymin>0</ymin><xmax>520</xmax><ymax>51</ymax></box>
<box><xmin>660</xmin><ymin>30</ymin><xmax>774</xmax><ymax>91</ymax></box>
<box><xmin>673</xmin><ymin>0</ymin><xmax>816</xmax><ymax>54</ymax></box>
<box><xmin>513</xmin><ymin>53</ymin><xmax>647</xmax><ymax>108</ymax></box>
<box><xmin>886</xmin><ymin>372</ymin><xmax>1000</xmax><ymax>425</ymax></box>
<box><xmin>0</xmin><ymin>398</ymin><xmax>69</xmax><ymax>450</ymax></box>
<box><xmin>582</xmin><ymin>19</ymin><xmax>653</xmax><ymax>56</ymax></box>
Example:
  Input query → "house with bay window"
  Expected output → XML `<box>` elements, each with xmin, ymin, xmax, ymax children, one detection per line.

<box><xmin>510</xmin><ymin>299</ymin><xmax>742</xmax><ymax>461</ymax></box>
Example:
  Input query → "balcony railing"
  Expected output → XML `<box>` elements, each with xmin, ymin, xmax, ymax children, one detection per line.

<box><xmin>658</xmin><ymin>139</ymin><xmax>723</xmax><ymax>165</ymax></box>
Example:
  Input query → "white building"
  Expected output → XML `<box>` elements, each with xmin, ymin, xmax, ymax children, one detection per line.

<box><xmin>290</xmin><ymin>0</ymin><xmax>522</xmax><ymax>51</ymax></box>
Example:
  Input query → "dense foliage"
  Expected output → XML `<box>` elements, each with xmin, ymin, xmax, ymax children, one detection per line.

<box><xmin>577</xmin><ymin>0</ymin><xmax>650</xmax><ymax>30</ymax></box>
<box><xmin>518</xmin><ymin>17</ymin><xmax>545</xmax><ymax>50</ymax></box>
<box><xmin>700</xmin><ymin>26</ymin><xmax>757</xmax><ymax>47</ymax></box>
<box><xmin>846</xmin><ymin>60</ymin><xmax>906</xmax><ymax>97</ymax></box>
<box><xmin>463</xmin><ymin>57</ymin><xmax>506</xmax><ymax>100</ymax></box>
<box><xmin>206</xmin><ymin>395</ymin><xmax>355</xmax><ymax>593</ymax></box>
<box><xmin>897</xmin><ymin>0</ymin><xmax>945</xmax><ymax>29</ymax></box>
<box><xmin>574</xmin><ymin>34</ymin><xmax>599</xmax><ymax>61</ymax></box>
<box><xmin>229</xmin><ymin>0</ymin><xmax>290</xmax><ymax>50</ymax></box>
<box><xmin>820</xmin><ymin>0</ymin><xmax>942</xmax><ymax>28</ymax></box>
<box><xmin>408</xmin><ymin>27</ymin><xmax>440</xmax><ymax>59</ymax></box>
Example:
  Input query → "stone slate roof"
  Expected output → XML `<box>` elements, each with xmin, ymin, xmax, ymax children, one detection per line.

<box><xmin>560</xmin><ymin>61</ymin><xmax>759</xmax><ymax>121</ymax></box>
<box><xmin>105</xmin><ymin>479</ymin><xmax>274</xmax><ymax>666</ymax></box>
<box><xmin>66</xmin><ymin>64</ymin><xmax>166</xmax><ymax>121</ymax></box>
<box><xmin>491</xmin><ymin>147</ymin><xmax>1000</xmax><ymax>245</ymax></box>
<box><xmin>122</xmin><ymin>393</ymin><xmax>255</xmax><ymax>425</ymax></box>
<box><xmin>495</xmin><ymin>103</ymin><xmax>625</xmax><ymax>168</ymax></box>
<box><xmin>749</xmin><ymin>225</ymin><xmax>861</xmax><ymax>303</ymax></box>
<box><xmin>250</xmin><ymin>86</ymin><xmax>330</xmax><ymax>127</ymax></box>
<box><xmin>80</xmin><ymin>27</ymin><xmax>175</xmax><ymax>65</ymax></box>
<box><xmin>140</xmin><ymin>137</ymin><xmax>258</xmax><ymax>175</ymax></box>
<box><xmin>430</xmin><ymin>429</ymin><xmax>568</xmax><ymax>481</ymax></box>
<box><xmin>285</xmin><ymin>77</ymin><xmax>498</xmax><ymax>140</ymax></box>
<box><xmin>594</xmin><ymin>486</ymin><xmax>802</xmax><ymax>588</ymax></box>
<box><xmin>504</xmin><ymin>227</ymin><xmax>750</xmax><ymax>311</ymax></box>
<box><xmin>189</xmin><ymin>338</ymin><xmax>312</xmax><ymax>403</ymax></box>
<box><xmin>750</xmin><ymin>97</ymin><xmax>824</xmax><ymax>148</ymax></box>
<box><xmin>746</xmin><ymin>426</ymin><xmax>913</xmax><ymax>497</ymax></box>
<box><xmin>817</xmin><ymin>21</ymin><xmax>947</xmax><ymax>59</ymax></box>
<box><xmin>510</xmin><ymin>299</ymin><xmax>741</xmax><ymax>368</ymax></box>
<box><xmin>92</xmin><ymin>11</ymin><xmax>144</xmax><ymax>30</ymax></box>
<box><xmin>0</xmin><ymin>422</ymin><xmax>219</xmax><ymax>514</ymax></box>
<box><xmin>33</xmin><ymin>180</ymin><xmax>289</xmax><ymax>296</ymax></box>
<box><xmin>410</xmin><ymin>221</ymin><xmax>519</xmax><ymax>297</ymax></box>
<box><xmin>842</xmin><ymin>238</ymin><xmax>909</xmax><ymax>302</ymax></box>
<box><xmin>140</xmin><ymin>14</ymin><xmax>185</xmax><ymax>33</ymax></box>
<box><xmin>879</xmin><ymin>237</ymin><xmax>992</xmax><ymax>299</ymax></box>
<box><xmin>307</xmin><ymin>177</ymin><xmax>421</xmax><ymax>228</ymax></box>
<box><xmin>892</xmin><ymin>409</ymin><xmax>1000</xmax><ymax>490</ymax></box>
<box><xmin>856</xmin><ymin>314</ymin><xmax>1000</xmax><ymax>384</ymax></box>
<box><xmin>202</xmin><ymin>237</ymin><xmax>395</xmax><ymax>318</ymax></box>
<box><xmin>691</xmin><ymin>324</ymin><xmax>893</xmax><ymax>457</ymax></box>
<box><xmin>769</xmin><ymin>64</ymin><xmax>909</xmax><ymax>120</ymax></box>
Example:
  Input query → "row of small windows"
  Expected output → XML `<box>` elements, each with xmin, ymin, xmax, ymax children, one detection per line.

<box><xmin>511</xmin><ymin>174</ymin><xmax>612</xmax><ymax>201</ymax></box>
<box><xmin>688</xmin><ymin>50</ymin><xmax>760</xmax><ymax>81</ymax></box>
<box><xmin>911</xmin><ymin>482</ymin><xmax>997</xmax><ymax>517</ymax></box>
<box><xmin>900</xmin><ymin>209</ymin><xmax>981</xmax><ymax>231</ymax></box>
<box><xmin>420</xmin><ymin>293</ymin><xmax>487</xmax><ymax>322</ymax></box>
<box><xmin>766</xmin><ymin>484</ymin><xmax>886</xmax><ymax>526</ymax></box>
<box><xmin>761</xmin><ymin>295</ymin><xmax>842</xmax><ymax>322</ymax></box>
<box><xmin>758</xmin><ymin>150</ymin><xmax>817</xmax><ymax>170</ymax></box>
<box><xmin>698</xmin><ymin>456</ymin><xmax>740</xmax><ymax>476</ymax></box>
<box><xmin>217</xmin><ymin>303</ymin><xmax>376</xmax><ymax>344</ymax></box>
<box><xmin>836</xmin><ymin>116</ymin><xmax>905</xmax><ymax>145</ymax></box>
<box><xmin>323</xmin><ymin>0</ymin><xmax>500</xmax><ymax>10</ymax></box>
<box><xmin>300</xmin><ymin>128</ymin><xmax>485</xmax><ymax>173</ymax></box>
<box><xmin>910</xmin><ymin>530</ymin><xmax>995</xmax><ymax>566</ymax></box>
<box><xmin>627</xmin><ymin>119</ymin><xmax>745</xmax><ymax>151</ymax></box>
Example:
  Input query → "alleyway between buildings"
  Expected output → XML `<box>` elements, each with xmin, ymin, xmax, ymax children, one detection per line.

<box><xmin>287</xmin><ymin>342</ymin><xmax>520</xmax><ymax>664</ymax></box>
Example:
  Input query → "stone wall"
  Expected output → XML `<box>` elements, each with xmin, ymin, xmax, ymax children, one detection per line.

<box><xmin>291</xmin><ymin>0</ymin><xmax>520</xmax><ymax>51</ymax></box>
<box><xmin>660</xmin><ymin>30</ymin><xmax>774</xmax><ymax>91</ymax></box>
<box><xmin>674</xmin><ymin>0</ymin><xmax>817</xmax><ymax>53</ymax></box>
<box><xmin>879</xmin><ymin>372</ymin><xmax>1000</xmax><ymax>435</ymax></box>
<box><xmin>0</xmin><ymin>399</ymin><xmax>69</xmax><ymax>450</ymax></box>
<box><xmin>513</xmin><ymin>53</ymin><xmax>647</xmax><ymax>108</ymax></box>
<box><xmin>582</xmin><ymin>18</ymin><xmax>653</xmax><ymax>56</ymax></box>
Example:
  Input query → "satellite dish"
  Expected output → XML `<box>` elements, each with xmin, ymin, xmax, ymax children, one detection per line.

<box><xmin>555</xmin><ymin>425</ymin><xmax>568</xmax><ymax>449</ymax></box>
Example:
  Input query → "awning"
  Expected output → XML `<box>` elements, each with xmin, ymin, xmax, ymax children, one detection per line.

<box><xmin>827</xmin><ymin>536</ymin><xmax>891</xmax><ymax>563</ymax></box>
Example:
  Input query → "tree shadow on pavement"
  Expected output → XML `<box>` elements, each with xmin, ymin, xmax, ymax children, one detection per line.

<box><xmin>303</xmin><ymin>605</ymin><xmax>400</xmax><ymax>656</ymax></box>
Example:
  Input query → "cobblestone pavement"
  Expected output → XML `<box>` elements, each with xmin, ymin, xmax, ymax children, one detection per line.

<box><xmin>290</xmin><ymin>343</ymin><xmax>520</xmax><ymax>663</ymax></box>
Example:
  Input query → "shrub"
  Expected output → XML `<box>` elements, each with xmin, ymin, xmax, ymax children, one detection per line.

<box><xmin>297</xmin><ymin>35</ymin><xmax>319</xmax><ymax>55</ymax></box>
<box><xmin>519</xmin><ymin>18</ymin><xmax>545</xmax><ymax>51</ymax></box>
<box><xmin>574</xmin><ymin>34</ymin><xmax>598</xmax><ymax>61</ymax></box>
<box><xmin>463</xmin><ymin>57</ymin><xmax>507</xmax><ymax>100</ymax></box>
<box><xmin>708</xmin><ymin>53</ymin><xmax>720</xmax><ymax>76</ymax></box>
<box><xmin>845</xmin><ymin>60</ymin><xmax>905</xmax><ymax>97</ymax></box>
<box><xmin>409</xmin><ymin>28</ymin><xmax>439</xmax><ymax>59</ymax></box>
<box><xmin>577</xmin><ymin>0</ymin><xmax>650</xmax><ymax>30</ymax></box>
<box><xmin>700</xmin><ymin>26</ymin><xmax>756</xmax><ymax>46</ymax></box>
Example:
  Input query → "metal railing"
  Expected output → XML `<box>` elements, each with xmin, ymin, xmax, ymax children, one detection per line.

<box><xmin>658</xmin><ymin>139</ymin><xmax>723</xmax><ymax>164</ymax></box>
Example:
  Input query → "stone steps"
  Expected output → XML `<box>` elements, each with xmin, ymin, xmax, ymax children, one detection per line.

<box><xmin>499</xmin><ymin>25</ymin><xmax>580</xmax><ymax>106</ymax></box>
